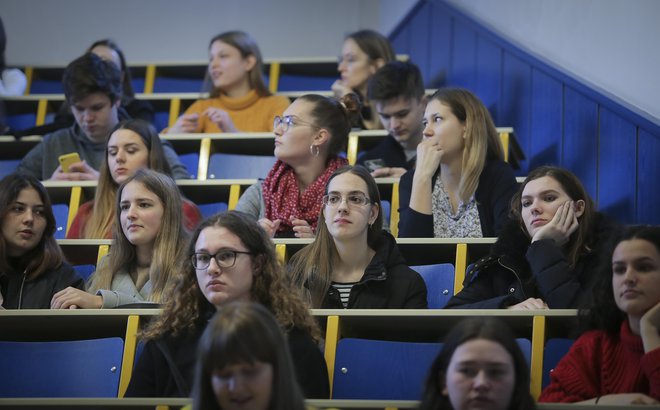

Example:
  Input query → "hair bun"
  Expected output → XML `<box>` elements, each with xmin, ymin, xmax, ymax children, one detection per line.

<box><xmin>340</xmin><ymin>93</ymin><xmax>362</xmax><ymax>115</ymax></box>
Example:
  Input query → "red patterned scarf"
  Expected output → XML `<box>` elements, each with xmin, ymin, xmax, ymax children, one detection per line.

<box><xmin>262</xmin><ymin>156</ymin><xmax>348</xmax><ymax>234</ymax></box>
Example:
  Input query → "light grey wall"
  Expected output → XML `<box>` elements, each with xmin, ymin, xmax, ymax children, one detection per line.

<box><xmin>2</xmin><ymin>0</ymin><xmax>410</xmax><ymax>65</ymax></box>
<box><xmin>445</xmin><ymin>0</ymin><xmax>660</xmax><ymax>122</ymax></box>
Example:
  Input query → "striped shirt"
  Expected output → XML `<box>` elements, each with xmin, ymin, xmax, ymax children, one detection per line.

<box><xmin>331</xmin><ymin>282</ymin><xmax>358</xmax><ymax>308</ymax></box>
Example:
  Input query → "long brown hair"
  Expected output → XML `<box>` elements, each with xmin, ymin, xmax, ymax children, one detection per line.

<box><xmin>510</xmin><ymin>165</ymin><xmax>596</xmax><ymax>267</ymax></box>
<box><xmin>142</xmin><ymin>211</ymin><xmax>319</xmax><ymax>341</ymax></box>
<box><xmin>430</xmin><ymin>88</ymin><xmax>504</xmax><ymax>204</ymax></box>
<box><xmin>83</xmin><ymin>119</ymin><xmax>172</xmax><ymax>239</ymax></box>
<box><xmin>192</xmin><ymin>302</ymin><xmax>306</xmax><ymax>410</ymax></box>
<box><xmin>87</xmin><ymin>169</ymin><xmax>188</xmax><ymax>303</ymax></box>
<box><xmin>205</xmin><ymin>31</ymin><xmax>270</xmax><ymax>98</ymax></box>
<box><xmin>288</xmin><ymin>165</ymin><xmax>383</xmax><ymax>308</ymax></box>
<box><xmin>0</xmin><ymin>174</ymin><xmax>65</xmax><ymax>280</ymax></box>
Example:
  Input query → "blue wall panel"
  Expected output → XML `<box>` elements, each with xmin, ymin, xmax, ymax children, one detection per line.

<box><xmin>428</xmin><ymin>2</ymin><xmax>452</xmax><ymax>87</ymax></box>
<box><xmin>475</xmin><ymin>37</ymin><xmax>502</xmax><ymax>123</ymax></box>
<box><xmin>563</xmin><ymin>87</ymin><xmax>599</xmax><ymax>200</ymax></box>
<box><xmin>529</xmin><ymin>68</ymin><xmax>562</xmax><ymax>170</ymax></box>
<box><xmin>449</xmin><ymin>22</ymin><xmax>477</xmax><ymax>89</ymax></box>
<box><xmin>637</xmin><ymin>129</ymin><xmax>660</xmax><ymax>224</ymax></box>
<box><xmin>407</xmin><ymin>3</ymin><xmax>433</xmax><ymax>83</ymax></box>
<box><xmin>598</xmin><ymin>108</ymin><xmax>637</xmax><ymax>223</ymax></box>
<box><xmin>501</xmin><ymin>52</ymin><xmax>532</xmax><ymax>174</ymax></box>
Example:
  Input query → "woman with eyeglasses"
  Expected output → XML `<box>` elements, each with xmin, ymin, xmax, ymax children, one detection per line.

<box><xmin>125</xmin><ymin>210</ymin><xmax>329</xmax><ymax>398</ymax></box>
<box><xmin>235</xmin><ymin>94</ymin><xmax>360</xmax><ymax>238</ymax></box>
<box><xmin>164</xmin><ymin>31</ymin><xmax>289</xmax><ymax>134</ymax></box>
<box><xmin>288</xmin><ymin>165</ymin><xmax>427</xmax><ymax>309</ymax></box>
<box><xmin>50</xmin><ymin>169</ymin><xmax>189</xmax><ymax>308</ymax></box>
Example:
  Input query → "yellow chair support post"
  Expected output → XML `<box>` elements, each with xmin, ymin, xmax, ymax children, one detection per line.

<box><xmin>346</xmin><ymin>133</ymin><xmax>359</xmax><ymax>165</ymax></box>
<box><xmin>324</xmin><ymin>315</ymin><xmax>341</xmax><ymax>397</ymax></box>
<box><xmin>268</xmin><ymin>62</ymin><xmax>281</xmax><ymax>94</ymax></box>
<box><xmin>390</xmin><ymin>182</ymin><xmax>400</xmax><ymax>238</ymax></box>
<box><xmin>24</xmin><ymin>66</ymin><xmax>33</xmax><ymax>95</ymax></box>
<box><xmin>118</xmin><ymin>315</ymin><xmax>140</xmax><ymax>397</ymax></box>
<box><xmin>197</xmin><ymin>138</ymin><xmax>211</xmax><ymax>181</ymax></box>
<box><xmin>499</xmin><ymin>131</ymin><xmax>510</xmax><ymax>163</ymax></box>
<box><xmin>36</xmin><ymin>99</ymin><xmax>49</xmax><ymax>126</ymax></box>
<box><xmin>454</xmin><ymin>243</ymin><xmax>468</xmax><ymax>294</ymax></box>
<box><xmin>66</xmin><ymin>186</ymin><xmax>84</xmax><ymax>235</ymax></box>
<box><xmin>530</xmin><ymin>315</ymin><xmax>546</xmax><ymax>399</ymax></box>
<box><xmin>97</xmin><ymin>245</ymin><xmax>110</xmax><ymax>266</ymax></box>
<box><xmin>168</xmin><ymin>98</ymin><xmax>181</xmax><ymax>128</ymax></box>
<box><xmin>275</xmin><ymin>244</ymin><xmax>287</xmax><ymax>263</ymax></box>
<box><xmin>144</xmin><ymin>64</ymin><xmax>156</xmax><ymax>94</ymax></box>
<box><xmin>228</xmin><ymin>184</ymin><xmax>242</xmax><ymax>210</ymax></box>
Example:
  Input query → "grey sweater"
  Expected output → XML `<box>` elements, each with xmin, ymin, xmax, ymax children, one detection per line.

<box><xmin>96</xmin><ymin>267</ymin><xmax>154</xmax><ymax>308</ymax></box>
<box><xmin>17</xmin><ymin>123</ymin><xmax>190</xmax><ymax>180</ymax></box>
<box><xmin>235</xmin><ymin>181</ymin><xmax>265</xmax><ymax>219</ymax></box>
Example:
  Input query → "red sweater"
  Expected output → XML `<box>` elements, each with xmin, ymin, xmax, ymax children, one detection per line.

<box><xmin>66</xmin><ymin>200</ymin><xmax>202</xmax><ymax>239</ymax></box>
<box><xmin>539</xmin><ymin>321</ymin><xmax>660</xmax><ymax>402</ymax></box>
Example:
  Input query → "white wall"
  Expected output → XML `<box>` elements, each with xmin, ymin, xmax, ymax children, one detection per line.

<box><xmin>2</xmin><ymin>0</ymin><xmax>400</xmax><ymax>65</ymax></box>
<box><xmin>445</xmin><ymin>0</ymin><xmax>660</xmax><ymax>122</ymax></box>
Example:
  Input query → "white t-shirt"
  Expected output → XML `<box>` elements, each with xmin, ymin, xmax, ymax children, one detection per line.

<box><xmin>0</xmin><ymin>68</ymin><xmax>28</xmax><ymax>96</ymax></box>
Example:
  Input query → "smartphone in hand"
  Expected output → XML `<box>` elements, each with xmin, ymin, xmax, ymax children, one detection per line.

<box><xmin>364</xmin><ymin>158</ymin><xmax>386</xmax><ymax>173</ymax></box>
<box><xmin>58</xmin><ymin>152</ymin><xmax>81</xmax><ymax>173</ymax></box>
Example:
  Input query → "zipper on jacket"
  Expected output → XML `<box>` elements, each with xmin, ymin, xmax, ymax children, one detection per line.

<box><xmin>17</xmin><ymin>269</ymin><xmax>27</xmax><ymax>310</ymax></box>
<box><xmin>497</xmin><ymin>257</ymin><xmax>526</xmax><ymax>299</ymax></box>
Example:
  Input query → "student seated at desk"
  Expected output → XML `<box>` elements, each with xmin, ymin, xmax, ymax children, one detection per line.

<box><xmin>540</xmin><ymin>225</ymin><xmax>660</xmax><ymax>405</ymax></box>
<box><xmin>288</xmin><ymin>165</ymin><xmax>427</xmax><ymax>309</ymax></box>
<box><xmin>12</xmin><ymin>39</ymin><xmax>154</xmax><ymax>138</ymax></box>
<box><xmin>419</xmin><ymin>317</ymin><xmax>537</xmax><ymax>410</ymax></box>
<box><xmin>164</xmin><ymin>31</ymin><xmax>289</xmax><ymax>134</ymax></box>
<box><xmin>0</xmin><ymin>174</ymin><xmax>84</xmax><ymax>309</ymax></box>
<box><xmin>51</xmin><ymin>170</ymin><xmax>188</xmax><ymax>309</ymax></box>
<box><xmin>235</xmin><ymin>94</ymin><xmax>358</xmax><ymax>238</ymax></box>
<box><xmin>126</xmin><ymin>211</ymin><xmax>329</xmax><ymax>398</ymax></box>
<box><xmin>398</xmin><ymin>88</ymin><xmax>518</xmax><ymax>238</ymax></box>
<box><xmin>333</xmin><ymin>29</ymin><xmax>395</xmax><ymax>130</ymax></box>
<box><xmin>191</xmin><ymin>302</ymin><xmax>307</xmax><ymax>410</ymax></box>
<box><xmin>66</xmin><ymin>119</ymin><xmax>201</xmax><ymax>239</ymax></box>
<box><xmin>445</xmin><ymin>166</ymin><xmax>617</xmax><ymax>310</ymax></box>
<box><xmin>0</xmin><ymin>17</ymin><xmax>27</xmax><ymax>97</ymax></box>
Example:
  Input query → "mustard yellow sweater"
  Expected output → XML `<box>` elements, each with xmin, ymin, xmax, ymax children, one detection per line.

<box><xmin>173</xmin><ymin>90</ymin><xmax>289</xmax><ymax>133</ymax></box>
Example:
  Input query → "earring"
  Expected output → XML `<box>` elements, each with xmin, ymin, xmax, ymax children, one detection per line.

<box><xmin>309</xmin><ymin>144</ymin><xmax>320</xmax><ymax>157</ymax></box>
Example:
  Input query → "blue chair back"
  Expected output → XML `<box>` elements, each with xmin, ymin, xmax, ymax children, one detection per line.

<box><xmin>73</xmin><ymin>264</ymin><xmax>96</xmax><ymax>282</ymax></box>
<box><xmin>0</xmin><ymin>160</ymin><xmax>21</xmax><ymax>179</ymax></box>
<box><xmin>332</xmin><ymin>338</ymin><xmax>443</xmax><ymax>400</ymax></box>
<box><xmin>198</xmin><ymin>202</ymin><xmax>229</xmax><ymax>218</ymax></box>
<box><xmin>543</xmin><ymin>338</ymin><xmax>574</xmax><ymax>388</ymax></box>
<box><xmin>153</xmin><ymin>78</ymin><xmax>203</xmax><ymax>93</ymax></box>
<box><xmin>411</xmin><ymin>264</ymin><xmax>455</xmax><ymax>308</ymax></box>
<box><xmin>6</xmin><ymin>113</ymin><xmax>36</xmax><ymax>131</ymax></box>
<box><xmin>52</xmin><ymin>204</ymin><xmax>69</xmax><ymax>239</ymax></box>
<box><xmin>0</xmin><ymin>337</ymin><xmax>124</xmax><ymax>397</ymax></box>
<box><xmin>178</xmin><ymin>153</ymin><xmax>200</xmax><ymax>179</ymax></box>
<box><xmin>208</xmin><ymin>153</ymin><xmax>276</xmax><ymax>179</ymax></box>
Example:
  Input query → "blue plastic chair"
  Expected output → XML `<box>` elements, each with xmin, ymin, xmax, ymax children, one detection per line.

<box><xmin>411</xmin><ymin>264</ymin><xmax>455</xmax><ymax>308</ymax></box>
<box><xmin>73</xmin><ymin>264</ymin><xmax>96</xmax><ymax>282</ymax></box>
<box><xmin>0</xmin><ymin>337</ymin><xmax>124</xmax><ymax>397</ymax></box>
<box><xmin>198</xmin><ymin>202</ymin><xmax>229</xmax><ymax>218</ymax></box>
<box><xmin>277</xmin><ymin>74</ymin><xmax>335</xmax><ymax>91</ymax></box>
<box><xmin>6</xmin><ymin>113</ymin><xmax>36</xmax><ymax>131</ymax></box>
<box><xmin>208</xmin><ymin>153</ymin><xmax>276</xmax><ymax>180</ymax></box>
<box><xmin>542</xmin><ymin>338</ymin><xmax>574</xmax><ymax>387</ymax></box>
<box><xmin>153</xmin><ymin>77</ymin><xmax>203</xmax><ymax>93</ymax></box>
<box><xmin>0</xmin><ymin>160</ymin><xmax>21</xmax><ymax>179</ymax></box>
<box><xmin>332</xmin><ymin>338</ymin><xmax>443</xmax><ymax>400</ymax></box>
<box><xmin>29</xmin><ymin>80</ymin><xmax>63</xmax><ymax>94</ymax></box>
<box><xmin>381</xmin><ymin>200</ymin><xmax>391</xmax><ymax>230</ymax></box>
<box><xmin>178</xmin><ymin>153</ymin><xmax>200</xmax><ymax>179</ymax></box>
<box><xmin>52</xmin><ymin>204</ymin><xmax>69</xmax><ymax>240</ymax></box>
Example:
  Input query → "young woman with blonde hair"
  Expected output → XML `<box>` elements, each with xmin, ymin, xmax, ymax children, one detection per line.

<box><xmin>165</xmin><ymin>31</ymin><xmax>289</xmax><ymax>134</ymax></box>
<box><xmin>51</xmin><ymin>169</ymin><xmax>189</xmax><ymax>308</ymax></box>
<box><xmin>399</xmin><ymin>87</ymin><xmax>518</xmax><ymax>238</ymax></box>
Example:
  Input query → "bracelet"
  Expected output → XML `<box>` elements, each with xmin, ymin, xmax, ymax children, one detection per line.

<box><xmin>595</xmin><ymin>396</ymin><xmax>601</xmax><ymax>404</ymax></box>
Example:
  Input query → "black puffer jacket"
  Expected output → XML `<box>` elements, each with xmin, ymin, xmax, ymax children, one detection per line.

<box><xmin>321</xmin><ymin>231</ymin><xmax>428</xmax><ymax>309</ymax></box>
<box><xmin>445</xmin><ymin>213</ymin><xmax>617</xmax><ymax>309</ymax></box>
<box><xmin>0</xmin><ymin>261</ymin><xmax>84</xmax><ymax>309</ymax></box>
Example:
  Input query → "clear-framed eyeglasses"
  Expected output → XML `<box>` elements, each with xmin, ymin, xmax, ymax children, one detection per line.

<box><xmin>191</xmin><ymin>250</ymin><xmax>253</xmax><ymax>270</ymax></box>
<box><xmin>322</xmin><ymin>193</ymin><xmax>372</xmax><ymax>207</ymax></box>
<box><xmin>273</xmin><ymin>115</ymin><xmax>318</xmax><ymax>133</ymax></box>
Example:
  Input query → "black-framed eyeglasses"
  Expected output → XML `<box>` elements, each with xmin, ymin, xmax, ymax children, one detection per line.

<box><xmin>322</xmin><ymin>193</ymin><xmax>372</xmax><ymax>207</ymax></box>
<box><xmin>191</xmin><ymin>250</ymin><xmax>253</xmax><ymax>270</ymax></box>
<box><xmin>273</xmin><ymin>115</ymin><xmax>318</xmax><ymax>133</ymax></box>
